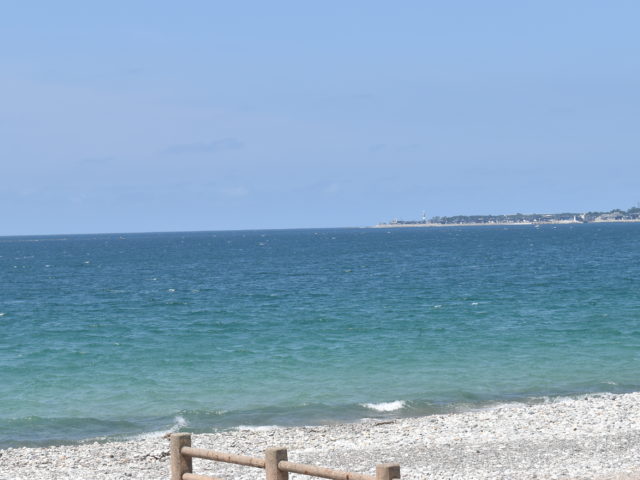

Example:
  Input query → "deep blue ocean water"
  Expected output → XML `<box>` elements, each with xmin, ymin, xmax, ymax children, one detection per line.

<box><xmin>1</xmin><ymin>224</ymin><xmax>640</xmax><ymax>448</ymax></box>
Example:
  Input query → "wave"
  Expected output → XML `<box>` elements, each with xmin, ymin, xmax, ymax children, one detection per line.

<box><xmin>360</xmin><ymin>400</ymin><xmax>406</xmax><ymax>412</ymax></box>
<box><xmin>3</xmin><ymin>386</ymin><xmax>639</xmax><ymax>449</ymax></box>
<box><xmin>171</xmin><ymin>415</ymin><xmax>189</xmax><ymax>431</ymax></box>
<box><xmin>126</xmin><ymin>415</ymin><xmax>191</xmax><ymax>442</ymax></box>
<box><xmin>0</xmin><ymin>416</ymin><xmax>145</xmax><ymax>449</ymax></box>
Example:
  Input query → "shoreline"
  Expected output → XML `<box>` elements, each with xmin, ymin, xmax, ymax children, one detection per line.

<box><xmin>3</xmin><ymin>391</ymin><xmax>640</xmax><ymax>479</ymax></box>
<box><xmin>371</xmin><ymin>219</ymin><xmax>640</xmax><ymax>228</ymax></box>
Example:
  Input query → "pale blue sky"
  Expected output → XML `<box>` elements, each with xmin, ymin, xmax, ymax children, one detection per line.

<box><xmin>2</xmin><ymin>1</ymin><xmax>639</xmax><ymax>234</ymax></box>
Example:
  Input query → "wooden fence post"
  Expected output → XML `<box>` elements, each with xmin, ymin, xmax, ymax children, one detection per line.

<box><xmin>265</xmin><ymin>447</ymin><xmax>288</xmax><ymax>480</ymax></box>
<box><xmin>171</xmin><ymin>433</ymin><xmax>193</xmax><ymax>480</ymax></box>
<box><xmin>376</xmin><ymin>463</ymin><xmax>400</xmax><ymax>480</ymax></box>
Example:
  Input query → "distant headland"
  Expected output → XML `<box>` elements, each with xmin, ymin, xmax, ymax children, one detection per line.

<box><xmin>374</xmin><ymin>206</ymin><xmax>640</xmax><ymax>228</ymax></box>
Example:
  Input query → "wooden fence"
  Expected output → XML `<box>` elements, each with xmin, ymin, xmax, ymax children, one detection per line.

<box><xmin>170</xmin><ymin>433</ymin><xmax>400</xmax><ymax>480</ymax></box>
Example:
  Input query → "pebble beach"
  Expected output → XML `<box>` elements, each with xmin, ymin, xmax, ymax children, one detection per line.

<box><xmin>3</xmin><ymin>392</ymin><xmax>640</xmax><ymax>480</ymax></box>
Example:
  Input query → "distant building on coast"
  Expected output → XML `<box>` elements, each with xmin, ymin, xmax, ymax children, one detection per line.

<box><xmin>376</xmin><ymin>207</ymin><xmax>640</xmax><ymax>227</ymax></box>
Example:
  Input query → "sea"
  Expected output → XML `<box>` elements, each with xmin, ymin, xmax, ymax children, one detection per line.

<box><xmin>1</xmin><ymin>223</ymin><xmax>640</xmax><ymax>448</ymax></box>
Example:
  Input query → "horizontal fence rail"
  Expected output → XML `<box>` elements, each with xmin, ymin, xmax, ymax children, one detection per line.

<box><xmin>181</xmin><ymin>446</ymin><xmax>266</xmax><ymax>468</ymax></box>
<box><xmin>183</xmin><ymin>474</ymin><xmax>224</xmax><ymax>480</ymax></box>
<box><xmin>278</xmin><ymin>460</ymin><xmax>375</xmax><ymax>480</ymax></box>
<box><xmin>170</xmin><ymin>433</ymin><xmax>400</xmax><ymax>480</ymax></box>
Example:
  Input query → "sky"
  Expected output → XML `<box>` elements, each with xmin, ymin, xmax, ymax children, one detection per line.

<box><xmin>2</xmin><ymin>1</ymin><xmax>639</xmax><ymax>235</ymax></box>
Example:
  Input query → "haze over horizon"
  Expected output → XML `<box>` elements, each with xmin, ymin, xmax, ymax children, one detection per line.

<box><xmin>2</xmin><ymin>1</ymin><xmax>639</xmax><ymax>235</ymax></box>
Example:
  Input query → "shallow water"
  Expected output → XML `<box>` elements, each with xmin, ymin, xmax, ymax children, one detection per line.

<box><xmin>1</xmin><ymin>224</ymin><xmax>639</xmax><ymax>447</ymax></box>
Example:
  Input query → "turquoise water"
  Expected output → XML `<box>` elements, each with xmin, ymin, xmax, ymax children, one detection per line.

<box><xmin>1</xmin><ymin>224</ymin><xmax>640</xmax><ymax>448</ymax></box>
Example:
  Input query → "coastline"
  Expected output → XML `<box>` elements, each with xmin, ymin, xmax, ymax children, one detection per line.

<box><xmin>371</xmin><ymin>219</ymin><xmax>640</xmax><ymax>228</ymax></box>
<box><xmin>3</xmin><ymin>391</ymin><xmax>640</xmax><ymax>479</ymax></box>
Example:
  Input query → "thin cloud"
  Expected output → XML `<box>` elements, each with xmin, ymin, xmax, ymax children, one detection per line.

<box><xmin>217</xmin><ymin>186</ymin><xmax>249</xmax><ymax>198</ymax></box>
<box><xmin>369</xmin><ymin>143</ymin><xmax>420</xmax><ymax>153</ymax></box>
<box><xmin>76</xmin><ymin>156</ymin><xmax>113</xmax><ymax>165</ymax></box>
<box><xmin>164</xmin><ymin>137</ymin><xmax>244</xmax><ymax>155</ymax></box>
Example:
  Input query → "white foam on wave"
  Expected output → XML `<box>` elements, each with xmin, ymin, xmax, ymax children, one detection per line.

<box><xmin>361</xmin><ymin>400</ymin><xmax>406</xmax><ymax>412</ymax></box>
<box><xmin>127</xmin><ymin>415</ymin><xmax>191</xmax><ymax>442</ymax></box>
<box><xmin>171</xmin><ymin>415</ymin><xmax>189</xmax><ymax>432</ymax></box>
<box><xmin>129</xmin><ymin>430</ymin><xmax>168</xmax><ymax>441</ymax></box>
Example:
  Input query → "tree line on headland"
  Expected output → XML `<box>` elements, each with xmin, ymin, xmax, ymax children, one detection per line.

<box><xmin>383</xmin><ymin>207</ymin><xmax>640</xmax><ymax>226</ymax></box>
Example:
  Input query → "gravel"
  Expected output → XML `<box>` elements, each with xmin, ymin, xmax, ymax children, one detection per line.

<box><xmin>2</xmin><ymin>392</ymin><xmax>640</xmax><ymax>480</ymax></box>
